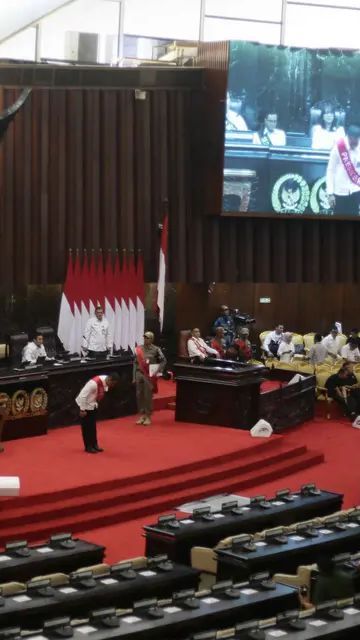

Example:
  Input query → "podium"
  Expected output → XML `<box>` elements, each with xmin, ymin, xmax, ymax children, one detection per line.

<box><xmin>174</xmin><ymin>359</ymin><xmax>266</xmax><ymax>430</ymax></box>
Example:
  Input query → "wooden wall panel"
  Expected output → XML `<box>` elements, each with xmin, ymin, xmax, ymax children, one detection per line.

<box><xmin>176</xmin><ymin>283</ymin><xmax>360</xmax><ymax>339</ymax></box>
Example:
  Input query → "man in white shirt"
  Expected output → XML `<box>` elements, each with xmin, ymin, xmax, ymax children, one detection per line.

<box><xmin>253</xmin><ymin>112</ymin><xmax>286</xmax><ymax>147</ymax></box>
<box><xmin>341</xmin><ymin>338</ymin><xmax>360</xmax><ymax>363</ymax></box>
<box><xmin>83</xmin><ymin>306</ymin><xmax>112</xmax><ymax>358</ymax></box>
<box><xmin>322</xmin><ymin>327</ymin><xmax>342</xmax><ymax>360</ymax></box>
<box><xmin>326</xmin><ymin>125</ymin><xmax>360</xmax><ymax>216</ymax></box>
<box><xmin>263</xmin><ymin>324</ymin><xmax>284</xmax><ymax>357</ymax></box>
<box><xmin>75</xmin><ymin>372</ymin><xmax>120</xmax><ymax>453</ymax></box>
<box><xmin>277</xmin><ymin>333</ymin><xmax>295</xmax><ymax>363</ymax></box>
<box><xmin>22</xmin><ymin>333</ymin><xmax>52</xmax><ymax>364</ymax></box>
<box><xmin>187</xmin><ymin>328</ymin><xmax>219</xmax><ymax>362</ymax></box>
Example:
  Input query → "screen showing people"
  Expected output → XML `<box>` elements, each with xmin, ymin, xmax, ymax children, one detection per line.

<box><xmin>223</xmin><ymin>41</ymin><xmax>360</xmax><ymax>218</ymax></box>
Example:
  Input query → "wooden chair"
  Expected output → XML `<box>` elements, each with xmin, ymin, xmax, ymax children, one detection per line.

<box><xmin>178</xmin><ymin>330</ymin><xmax>191</xmax><ymax>359</ymax></box>
<box><xmin>303</xmin><ymin>333</ymin><xmax>315</xmax><ymax>353</ymax></box>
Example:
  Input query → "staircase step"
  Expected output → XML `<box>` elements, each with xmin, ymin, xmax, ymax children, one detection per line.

<box><xmin>1</xmin><ymin>438</ymin><xmax>283</xmax><ymax>510</ymax></box>
<box><xmin>0</xmin><ymin>449</ymin><xmax>324</xmax><ymax>546</ymax></box>
<box><xmin>1</xmin><ymin>445</ymin><xmax>307</xmax><ymax>526</ymax></box>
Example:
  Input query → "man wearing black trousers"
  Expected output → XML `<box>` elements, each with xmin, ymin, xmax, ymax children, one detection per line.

<box><xmin>76</xmin><ymin>372</ymin><xmax>120</xmax><ymax>453</ymax></box>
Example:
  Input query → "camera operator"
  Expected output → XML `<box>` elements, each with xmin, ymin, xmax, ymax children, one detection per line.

<box><xmin>213</xmin><ymin>306</ymin><xmax>235</xmax><ymax>347</ymax></box>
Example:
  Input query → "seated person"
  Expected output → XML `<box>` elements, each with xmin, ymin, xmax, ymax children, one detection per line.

<box><xmin>311</xmin><ymin>556</ymin><xmax>356</xmax><ymax>605</ymax></box>
<box><xmin>253</xmin><ymin>111</ymin><xmax>286</xmax><ymax>146</ymax></box>
<box><xmin>325</xmin><ymin>361</ymin><xmax>360</xmax><ymax>421</ymax></box>
<box><xmin>213</xmin><ymin>305</ymin><xmax>235</xmax><ymax>347</ymax></box>
<box><xmin>187</xmin><ymin>328</ymin><xmax>219</xmax><ymax>363</ymax></box>
<box><xmin>22</xmin><ymin>333</ymin><xmax>52</xmax><ymax>364</ymax></box>
<box><xmin>234</xmin><ymin>327</ymin><xmax>252</xmax><ymax>361</ymax></box>
<box><xmin>225</xmin><ymin>91</ymin><xmax>248</xmax><ymax>131</ymax></box>
<box><xmin>277</xmin><ymin>332</ymin><xmax>295</xmax><ymax>363</ymax></box>
<box><xmin>348</xmin><ymin>328</ymin><xmax>360</xmax><ymax>348</ymax></box>
<box><xmin>311</xmin><ymin>102</ymin><xmax>345</xmax><ymax>150</ymax></box>
<box><xmin>322</xmin><ymin>327</ymin><xmax>342</xmax><ymax>360</ymax></box>
<box><xmin>308</xmin><ymin>333</ymin><xmax>327</xmax><ymax>365</ymax></box>
<box><xmin>341</xmin><ymin>338</ymin><xmax>360</xmax><ymax>363</ymax></box>
<box><xmin>263</xmin><ymin>324</ymin><xmax>284</xmax><ymax>357</ymax></box>
<box><xmin>210</xmin><ymin>327</ymin><xmax>226</xmax><ymax>359</ymax></box>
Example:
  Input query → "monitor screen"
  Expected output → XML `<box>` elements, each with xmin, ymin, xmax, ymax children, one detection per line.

<box><xmin>222</xmin><ymin>41</ymin><xmax>360</xmax><ymax>219</ymax></box>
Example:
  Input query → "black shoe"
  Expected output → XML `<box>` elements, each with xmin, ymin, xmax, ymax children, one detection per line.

<box><xmin>85</xmin><ymin>447</ymin><xmax>98</xmax><ymax>453</ymax></box>
<box><xmin>93</xmin><ymin>446</ymin><xmax>104</xmax><ymax>452</ymax></box>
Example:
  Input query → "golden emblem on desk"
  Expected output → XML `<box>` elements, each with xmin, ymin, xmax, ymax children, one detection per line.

<box><xmin>11</xmin><ymin>390</ymin><xmax>30</xmax><ymax>416</ymax></box>
<box><xmin>30</xmin><ymin>388</ymin><xmax>48</xmax><ymax>414</ymax></box>
<box><xmin>0</xmin><ymin>393</ymin><xmax>11</xmax><ymax>416</ymax></box>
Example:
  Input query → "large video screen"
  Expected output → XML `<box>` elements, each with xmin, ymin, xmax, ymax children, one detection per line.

<box><xmin>223</xmin><ymin>41</ymin><xmax>360</xmax><ymax>218</ymax></box>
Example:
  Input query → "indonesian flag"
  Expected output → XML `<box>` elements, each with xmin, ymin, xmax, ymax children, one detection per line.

<box><xmin>113</xmin><ymin>252</ymin><xmax>122</xmax><ymax>351</ymax></box>
<box><xmin>96</xmin><ymin>250</ymin><xmax>105</xmax><ymax>310</ymax></box>
<box><xmin>128</xmin><ymin>253</ymin><xmax>137</xmax><ymax>353</ymax></box>
<box><xmin>156</xmin><ymin>214</ymin><xmax>168</xmax><ymax>332</ymax></box>
<box><xmin>136</xmin><ymin>252</ymin><xmax>145</xmax><ymax>345</ymax></box>
<box><xmin>57</xmin><ymin>251</ymin><xmax>74</xmax><ymax>351</ymax></box>
<box><xmin>69</xmin><ymin>251</ymin><xmax>83</xmax><ymax>355</ymax></box>
<box><xmin>104</xmin><ymin>251</ymin><xmax>115</xmax><ymax>353</ymax></box>
<box><xmin>88</xmin><ymin>251</ymin><xmax>97</xmax><ymax>316</ymax></box>
<box><xmin>80</xmin><ymin>251</ymin><xmax>91</xmax><ymax>339</ymax></box>
<box><xmin>120</xmin><ymin>251</ymin><xmax>130</xmax><ymax>351</ymax></box>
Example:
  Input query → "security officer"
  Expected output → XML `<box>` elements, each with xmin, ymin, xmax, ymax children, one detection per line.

<box><xmin>134</xmin><ymin>331</ymin><xmax>166</xmax><ymax>426</ymax></box>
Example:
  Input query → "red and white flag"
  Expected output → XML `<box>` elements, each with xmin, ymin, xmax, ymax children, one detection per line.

<box><xmin>128</xmin><ymin>253</ymin><xmax>137</xmax><ymax>352</ymax></box>
<box><xmin>156</xmin><ymin>214</ymin><xmax>168</xmax><ymax>332</ymax></box>
<box><xmin>69</xmin><ymin>251</ymin><xmax>83</xmax><ymax>355</ymax></box>
<box><xmin>120</xmin><ymin>251</ymin><xmax>130</xmax><ymax>351</ymax></box>
<box><xmin>57</xmin><ymin>251</ymin><xmax>75</xmax><ymax>351</ymax></box>
<box><xmin>80</xmin><ymin>251</ymin><xmax>91</xmax><ymax>339</ymax></box>
<box><xmin>104</xmin><ymin>251</ymin><xmax>115</xmax><ymax>353</ymax></box>
<box><xmin>136</xmin><ymin>252</ymin><xmax>145</xmax><ymax>345</ymax></box>
<box><xmin>113</xmin><ymin>252</ymin><xmax>122</xmax><ymax>351</ymax></box>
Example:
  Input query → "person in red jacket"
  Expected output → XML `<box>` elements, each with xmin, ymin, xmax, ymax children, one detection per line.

<box><xmin>211</xmin><ymin>327</ymin><xmax>226</xmax><ymax>359</ymax></box>
<box><xmin>234</xmin><ymin>327</ymin><xmax>252</xmax><ymax>361</ymax></box>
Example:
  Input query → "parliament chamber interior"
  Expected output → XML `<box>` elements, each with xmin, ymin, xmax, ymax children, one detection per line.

<box><xmin>1</xmin><ymin>0</ymin><xmax>360</xmax><ymax>638</ymax></box>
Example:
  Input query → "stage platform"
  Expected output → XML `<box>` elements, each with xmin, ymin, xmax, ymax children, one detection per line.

<box><xmin>0</xmin><ymin>409</ymin><xmax>323</xmax><ymax>547</ymax></box>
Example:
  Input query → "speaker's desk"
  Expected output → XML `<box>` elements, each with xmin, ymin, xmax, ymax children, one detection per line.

<box><xmin>0</xmin><ymin>355</ymin><xmax>136</xmax><ymax>440</ymax></box>
<box><xmin>174</xmin><ymin>360</ymin><xmax>265</xmax><ymax>429</ymax></box>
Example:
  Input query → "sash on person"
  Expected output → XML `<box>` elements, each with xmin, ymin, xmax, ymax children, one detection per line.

<box><xmin>135</xmin><ymin>346</ymin><xmax>158</xmax><ymax>393</ymax></box>
<box><xmin>337</xmin><ymin>139</ymin><xmax>360</xmax><ymax>187</ymax></box>
<box><xmin>92</xmin><ymin>376</ymin><xmax>105</xmax><ymax>403</ymax></box>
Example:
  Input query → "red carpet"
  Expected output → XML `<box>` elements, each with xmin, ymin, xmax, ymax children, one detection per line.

<box><xmin>80</xmin><ymin>414</ymin><xmax>360</xmax><ymax>564</ymax></box>
<box><xmin>0</xmin><ymin>410</ymin><xmax>322</xmax><ymax>547</ymax></box>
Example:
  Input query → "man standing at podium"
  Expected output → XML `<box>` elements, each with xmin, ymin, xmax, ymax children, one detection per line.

<box><xmin>82</xmin><ymin>306</ymin><xmax>112</xmax><ymax>358</ymax></box>
<box><xmin>76</xmin><ymin>372</ymin><xmax>120</xmax><ymax>453</ymax></box>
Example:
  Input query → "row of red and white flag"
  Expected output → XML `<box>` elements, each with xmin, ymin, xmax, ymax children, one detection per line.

<box><xmin>57</xmin><ymin>215</ymin><xmax>169</xmax><ymax>354</ymax></box>
<box><xmin>57</xmin><ymin>250</ymin><xmax>145</xmax><ymax>354</ymax></box>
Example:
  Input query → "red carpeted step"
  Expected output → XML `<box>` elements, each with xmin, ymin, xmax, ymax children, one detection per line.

<box><xmin>1</xmin><ymin>438</ymin><xmax>283</xmax><ymax>510</ymax></box>
<box><xmin>0</xmin><ymin>449</ymin><xmax>324</xmax><ymax>546</ymax></box>
<box><xmin>0</xmin><ymin>444</ymin><xmax>308</xmax><ymax>526</ymax></box>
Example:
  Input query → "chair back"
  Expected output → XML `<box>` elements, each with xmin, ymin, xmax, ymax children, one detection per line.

<box><xmin>338</xmin><ymin>333</ymin><xmax>347</xmax><ymax>349</ymax></box>
<box><xmin>259</xmin><ymin>330</ymin><xmax>270</xmax><ymax>345</ymax></box>
<box><xmin>291</xmin><ymin>333</ymin><xmax>304</xmax><ymax>347</ymax></box>
<box><xmin>303</xmin><ymin>333</ymin><xmax>315</xmax><ymax>352</ymax></box>
<box><xmin>7</xmin><ymin>333</ymin><xmax>28</xmax><ymax>366</ymax></box>
<box><xmin>178</xmin><ymin>330</ymin><xmax>191</xmax><ymax>358</ymax></box>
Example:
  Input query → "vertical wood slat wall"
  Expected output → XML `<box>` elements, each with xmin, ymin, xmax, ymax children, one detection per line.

<box><xmin>1</xmin><ymin>85</ymin><xmax>360</xmax><ymax>292</ymax></box>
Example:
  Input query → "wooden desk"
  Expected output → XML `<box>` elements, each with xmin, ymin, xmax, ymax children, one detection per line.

<box><xmin>0</xmin><ymin>355</ymin><xmax>136</xmax><ymax>440</ymax></box>
<box><xmin>174</xmin><ymin>360</ymin><xmax>265</xmax><ymax>429</ymax></box>
<box><xmin>144</xmin><ymin>490</ymin><xmax>343</xmax><ymax>564</ymax></box>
